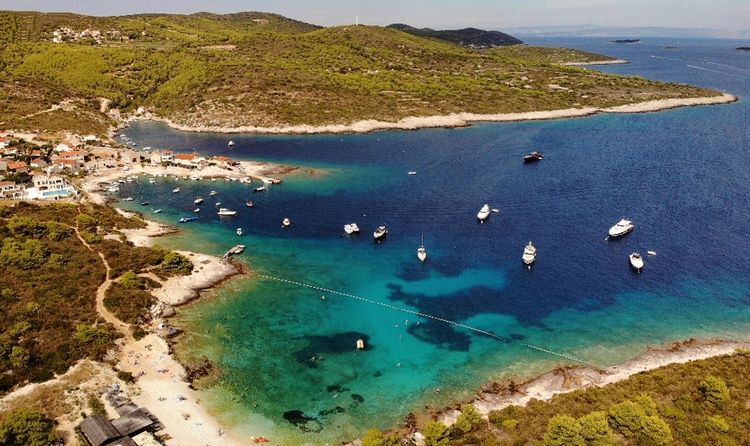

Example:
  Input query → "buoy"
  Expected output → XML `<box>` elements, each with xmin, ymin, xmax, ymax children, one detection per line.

<box><xmin>356</xmin><ymin>339</ymin><xmax>365</xmax><ymax>350</ymax></box>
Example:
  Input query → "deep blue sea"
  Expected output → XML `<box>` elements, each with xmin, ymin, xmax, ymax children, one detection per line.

<box><xmin>117</xmin><ymin>37</ymin><xmax>750</xmax><ymax>445</ymax></box>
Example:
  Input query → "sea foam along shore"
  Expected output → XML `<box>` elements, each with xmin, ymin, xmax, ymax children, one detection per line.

<box><xmin>562</xmin><ymin>59</ymin><xmax>629</xmax><ymax>66</ymax></box>
<box><xmin>143</xmin><ymin>93</ymin><xmax>737</xmax><ymax>135</ymax></box>
<box><xmin>439</xmin><ymin>339</ymin><xmax>750</xmax><ymax>426</ymax></box>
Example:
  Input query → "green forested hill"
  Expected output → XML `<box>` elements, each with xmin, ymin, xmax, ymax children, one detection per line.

<box><xmin>0</xmin><ymin>11</ymin><xmax>720</xmax><ymax>134</ymax></box>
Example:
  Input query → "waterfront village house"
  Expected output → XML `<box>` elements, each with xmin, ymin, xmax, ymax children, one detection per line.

<box><xmin>161</xmin><ymin>150</ymin><xmax>174</xmax><ymax>163</ymax></box>
<box><xmin>26</xmin><ymin>175</ymin><xmax>76</xmax><ymax>199</ymax></box>
<box><xmin>6</xmin><ymin>160</ymin><xmax>28</xmax><ymax>173</ymax></box>
<box><xmin>88</xmin><ymin>147</ymin><xmax>119</xmax><ymax>169</ymax></box>
<box><xmin>0</xmin><ymin>159</ymin><xmax>8</xmax><ymax>172</ymax></box>
<box><xmin>0</xmin><ymin>137</ymin><xmax>8</xmax><ymax>149</ymax></box>
<box><xmin>51</xmin><ymin>158</ymin><xmax>81</xmax><ymax>173</ymax></box>
<box><xmin>212</xmin><ymin>155</ymin><xmax>237</xmax><ymax>168</ymax></box>
<box><xmin>173</xmin><ymin>153</ymin><xmax>205</xmax><ymax>168</ymax></box>
<box><xmin>58</xmin><ymin>150</ymin><xmax>85</xmax><ymax>162</ymax></box>
<box><xmin>30</xmin><ymin>158</ymin><xmax>48</xmax><ymax>168</ymax></box>
<box><xmin>119</xmin><ymin>149</ymin><xmax>141</xmax><ymax>165</ymax></box>
<box><xmin>0</xmin><ymin>181</ymin><xmax>24</xmax><ymax>200</ymax></box>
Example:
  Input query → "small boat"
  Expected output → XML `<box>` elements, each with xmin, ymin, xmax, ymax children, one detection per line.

<box><xmin>228</xmin><ymin>140</ymin><xmax>235</xmax><ymax>147</ymax></box>
<box><xmin>344</xmin><ymin>223</ymin><xmax>360</xmax><ymax>234</ymax></box>
<box><xmin>194</xmin><ymin>197</ymin><xmax>204</xmax><ymax>205</ymax></box>
<box><xmin>236</xmin><ymin>227</ymin><xmax>243</xmax><ymax>236</ymax></box>
<box><xmin>417</xmin><ymin>232</ymin><xmax>427</xmax><ymax>263</ymax></box>
<box><xmin>140</xmin><ymin>201</ymin><xmax>149</xmax><ymax>206</ymax></box>
<box><xmin>647</xmin><ymin>250</ymin><xmax>657</xmax><ymax>256</ymax></box>
<box><xmin>153</xmin><ymin>209</ymin><xmax>162</xmax><ymax>214</ymax></box>
<box><xmin>245</xmin><ymin>200</ymin><xmax>254</xmax><ymax>208</ymax></box>
<box><xmin>215</xmin><ymin>202</ymin><xmax>222</xmax><ymax>207</ymax></box>
<box><xmin>282</xmin><ymin>218</ymin><xmax>291</xmax><ymax>227</ymax></box>
<box><xmin>122</xmin><ymin>197</ymin><xmax>134</xmax><ymax>201</ymax></box>
<box><xmin>179</xmin><ymin>216</ymin><xmax>198</xmax><ymax>223</ymax></box>
<box><xmin>407</xmin><ymin>171</ymin><xmax>417</xmax><ymax>175</ymax></box>
<box><xmin>253</xmin><ymin>186</ymin><xmax>267</xmax><ymax>193</ymax></box>
<box><xmin>107</xmin><ymin>185</ymin><xmax>120</xmax><ymax>192</ymax></box>
<box><xmin>477</xmin><ymin>204</ymin><xmax>491</xmax><ymax>222</ymax></box>
<box><xmin>193</xmin><ymin>208</ymin><xmax>201</xmax><ymax>213</ymax></box>
<box><xmin>217</xmin><ymin>208</ymin><xmax>237</xmax><ymax>216</ymax></box>
<box><xmin>209</xmin><ymin>190</ymin><xmax>217</xmax><ymax>196</ymax></box>
<box><xmin>172</xmin><ymin>188</ymin><xmax>180</xmax><ymax>193</ymax></box>
<box><xmin>522</xmin><ymin>241</ymin><xmax>537</xmax><ymax>266</ymax></box>
<box><xmin>270</xmin><ymin>178</ymin><xmax>283</xmax><ymax>185</ymax></box>
<box><xmin>608</xmin><ymin>219</ymin><xmax>634</xmax><ymax>238</ymax></box>
<box><xmin>373</xmin><ymin>225</ymin><xmax>388</xmax><ymax>242</ymax></box>
<box><xmin>629</xmin><ymin>252</ymin><xmax>644</xmax><ymax>271</ymax></box>
<box><xmin>262</xmin><ymin>178</ymin><xmax>273</xmax><ymax>184</ymax></box>
<box><xmin>148</xmin><ymin>178</ymin><xmax>156</xmax><ymax>184</ymax></box>
<box><xmin>225</xmin><ymin>244</ymin><xmax>245</xmax><ymax>257</ymax></box>
<box><xmin>523</xmin><ymin>150</ymin><xmax>544</xmax><ymax>163</ymax></box>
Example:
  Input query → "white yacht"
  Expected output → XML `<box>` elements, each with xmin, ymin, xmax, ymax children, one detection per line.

<box><xmin>477</xmin><ymin>203</ymin><xmax>491</xmax><ymax>222</ymax></box>
<box><xmin>122</xmin><ymin>197</ymin><xmax>134</xmax><ymax>201</ymax></box>
<box><xmin>608</xmin><ymin>219</ymin><xmax>634</xmax><ymax>238</ymax></box>
<box><xmin>153</xmin><ymin>209</ymin><xmax>162</xmax><ymax>214</ymax></box>
<box><xmin>193</xmin><ymin>208</ymin><xmax>201</xmax><ymax>213</ymax></box>
<box><xmin>417</xmin><ymin>232</ymin><xmax>427</xmax><ymax>263</ymax></box>
<box><xmin>172</xmin><ymin>187</ymin><xmax>180</xmax><ymax>193</ymax></box>
<box><xmin>629</xmin><ymin>252</ymin><xmax>644</xmax><ymax>271</ymax></box>
<box><xmin>210</xmin><ymin>190</ymin><xmax>217</xmax><ymax>196</ymax></box>
<box><xmin>194</xmin><ymin>197</ymin><xmax>204</xmax><ymax>205</ymax></box>
<box><xmin>228</xmin><ymin>140</ymin><xmax>235</xmax><ymax>147</ymax></box>
<box><xmin>522</xmin><ymin>241</ymin><xmax>537</xmax><ymax>266</ymax></box>
<box><xmin>373</xmin><ymin>225</ymin><xmax>388</xmax><ymax>241</ymax></box>
<box><xmin>344</xmin><ymin>223</ymin><xmax>360</xmax><ymax>234</ymax></box>
<box><xmin>236</xmin><ymin>227</ymin><xmax>243</xmax><ymax>236</ymax></box>
<box><xmin>282</xmin><ymin>218</ymin><xmax>291</xmax><ymax>227</ymax></box>
<box><xmin>217</xmin><ymin>208</ymin><xmax>237</xmax><ymax>216</ymax></box>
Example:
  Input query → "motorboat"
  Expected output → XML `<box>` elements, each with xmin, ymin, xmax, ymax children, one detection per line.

<box><xmin>417</xmin><ymin>232</ymin><xmax>427</xmax><ymax>263</ymax></box>
<box><xmin>179</xmin><ymin>216</ymin><xmax>198</xmax><ymax>223</ymax></box>
<box><xmin>194</xmin><ymin>197</ymin><xmax>204</xmax><ymax>205</ymax></box>
<box><xmin>172</xmin><ymin>187</ymin><xmax>180</xmax><ymax>193</ymax></box>
<box><xmin>270</xmin><ymin>178</ymin><xmax>283</xmax><ymax>184</ymax></box>
<box><xmin>153</xmin><ymin>209</ymin><xmax>162</xmax><ymax>214</ymax></box>
<box><xmin>629</xmin><ymin>252</ymin><xmax>644</xmax><ymax>271</ymax></box>
<box><xmin>140</xmin><ymin>201</ymin><xmax>149</xmax><ymax>206</ymax></box>
<box><xmin>253</xmin><ymin>186</ymin><xmax>267</xmax><ymax>192</ymax></box>
<box><xmin>408</xmin><ymin>171</ymin><xmax>417</xmax><ymax>175</ymax></box>
<box><xmin>647</xmin><ymin>250</ymin><xmax>657</xmax><ymax>256</ymax></box>
<box><xmin>122</xmin><ymin>197</ymin><xmax>134</xmax><ymax>201</ymax></box>
<box><xmin>225</xmin><ymin>244</ymin><xmax>245</xmax><ymax>257</ymax></box>
<box><xmin>522</xmin><ymin>241</ymin><xmax>537</xmax><ymax>266</ymax></box>
<box><xmin>344</xmin><ymin>223</ymin><xmax>360</xmax><ymax>234</ymax></box>
<box><xmin>373</xmin><ymin>225</ymin><xmax>388</xmax><ymax>241</ymax></box>
<box><xmin>228</xmin><ymin>140</ymin><xmax>235</xmax><ymax>147</ymax></box>
<box><xmin>107</xmin><ymin>185</ymin><xmax>120</xmax><ymax>192</ymax></box>
<box><xmin>262</xmin><ymin>178</ymin><xmax>273</xmax><ymax>184</ymax></box>
<box><xmin>245</xmin><ymin>200</ymin><xmax>254</xmax><ymax>208</ymax></box>
<box><xmin>210</xmin><ymin>190</ymin><xmax>217</xmax><ymax>196</ymax></box>
<box><xmin>282</xmin><ymin>218</ymin><xmax>291</xmax><ymax>227</ymax></box>
<box><xmin>193</xmin><ymin>208</ymin><xmax>201</xmax><ymax>213</ymax></box>
<box><xmin>608</xmin><ymin>219</ymin><xmax>634</xmax><ymax>238</ymax></box>
<box><xmin>148</xmin><ymin>178</ymin><xmax>156</xmax><ymax>184</ymax></box>
<box><xmin>217</xmin><ymin>208</ymin><xmax>237</xmax><ymax>216</ymax></box>
<box><xmin>236</xmin><ymin>227</ymin><xmax>243</xmax><ymax>236</ymax></box>
<box><xmin>215</xmin><ymin>202</ymin><xmax>222</xmax><ymax>207</ymax></box>
<box><xmin>523</xmin><ymin>151</ymin><xmax>544</xmax><ymax>163</ymax></box>
<box><xmin>477</xmin><ymin>204</ymin><xmax>491</xmax><ymax>222</ymax></box>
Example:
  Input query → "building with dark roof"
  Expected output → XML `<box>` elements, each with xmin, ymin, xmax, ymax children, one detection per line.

<box><xmin>79</xmin><ymin>415</ymin><xmax>120</xmax><ymax>446</ymax></box>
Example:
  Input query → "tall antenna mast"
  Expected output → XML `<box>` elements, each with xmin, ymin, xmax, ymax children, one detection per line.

<box><xmin>355</xmin><ymin>15</ymin><xmax>359</xmax><ymax>26</ymax></box>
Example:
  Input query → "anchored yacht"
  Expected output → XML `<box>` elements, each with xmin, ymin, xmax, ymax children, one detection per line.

<box><xmin>608</xmin><ymin>219</ymin><xmax>634</xmax><ymax>238</ymax></box>
<box><xmin>282</xmin><ymin>218</ymin><xmax>291</xmax><ymax>227</ymax></box>
<box><xmin>477</xmin><ymin>204</ymin><xmax>491</xmax><ymax>222</ymax></box>
<box><xmin>194</xmin><ymin>197</ymin><xmax>204</xmax><ymax>205</ymax></box>
<box><xmin>344</xmin><ymin>223</ymin><xmax>360</xmax><ymax>234</ymax></box>
<box><xmin>522</xmin><ymin>241</ymin><xmax>537</xmax><ymax>266</ymax></box>
<box><xmin>217</xmin><ymin>208</ymin><xmax>237</xmax><ymax>216</ymax></box>
<box><xmin>373</xmin><ymin>225</ymin><xmax>388</xmax><ymax>242</ymax></box>
<box><xmin>417</xmin><ymin>232</ymin><xmax>427</xmax><ymax>263</ymax></box>
<box><xmin>629</xmin><ymin>252</ymin><xmax>644</xmax><ymax>271</ymax></box>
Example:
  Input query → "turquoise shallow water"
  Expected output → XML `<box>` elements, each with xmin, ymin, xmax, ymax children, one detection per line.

<box><xmin>117</xmin><ymin>37</ymin><xmax>750</xmax><ymax>444</ymax></box>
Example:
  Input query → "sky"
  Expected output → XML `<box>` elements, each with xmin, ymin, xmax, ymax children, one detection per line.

<box><xmin>2</xmin><ymin>0</ymin><xmax>749</xmax><ymax>32</ymax></box>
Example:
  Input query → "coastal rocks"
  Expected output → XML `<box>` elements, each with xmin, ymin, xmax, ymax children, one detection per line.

<box><xmin>282</xmin><ymin>410</ymin><xmax>323</xmax><ymax>433</ymax></box>
<box><xmin>150</xmin><ymin>302</ymin><xmax>175</xmax><ymax>318</ymax></box>
<box><xmin>150</xmin><ymin>251</ymin><xmax>238</xmax><ymax>306</ymax></box>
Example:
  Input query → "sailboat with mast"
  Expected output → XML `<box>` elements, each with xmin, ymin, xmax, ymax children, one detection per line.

<box><xmin>417</xmin><ymin>231</ymin><xmax>427</xmax><ymax>263</ymax></box>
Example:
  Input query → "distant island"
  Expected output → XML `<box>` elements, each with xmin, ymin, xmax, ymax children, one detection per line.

<box><xmin>385</xmin><ymin>23</ymin><xmax>522</xmax><ymax>48</ymax></box>
<box><xmin>736</xmin><ymin>47</ymin><xmax>750</xmax><ymax>51</ymax></box>
<box><xmin>612</xmin><ymin>38</ymin><xmax>641</xmax><ymax>43</ymax></box>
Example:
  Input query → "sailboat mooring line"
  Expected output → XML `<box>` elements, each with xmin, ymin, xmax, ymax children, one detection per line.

<box><xmin>256</xmin><ymin>274</ymin><xmax>601</xmax><ymax>369</ymax></box>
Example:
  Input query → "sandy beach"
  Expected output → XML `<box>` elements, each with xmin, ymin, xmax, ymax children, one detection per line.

<box><xmin>143</xmin><ymin>93</ymin><xmax>737</xmax><ymax>135</ymax></box>
<box><xmin>439</xmin><ymin>339</ymin><xmax>750</xmax><ymax>426</ymax></box>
